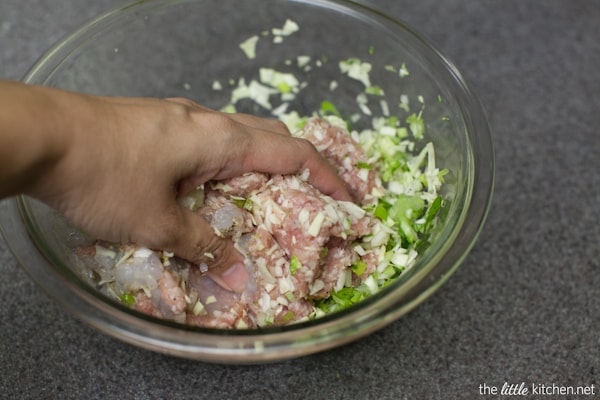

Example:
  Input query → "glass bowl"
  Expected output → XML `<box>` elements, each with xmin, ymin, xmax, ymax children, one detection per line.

<box><xmin>0</xmin><ymin>0</ymin><xmax>494</xmax><ymax>363</ymax></box>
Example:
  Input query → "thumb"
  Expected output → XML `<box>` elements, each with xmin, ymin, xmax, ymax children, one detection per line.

<box><xmin>159</xmin><ymin>208</ymin><xmax>249</xmax><ymax>294</ymax></box>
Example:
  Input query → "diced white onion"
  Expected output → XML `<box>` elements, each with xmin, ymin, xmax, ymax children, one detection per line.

<box><xmin>239</xmin><ymin>35</ymin><xmax>259</xmax><ymax>59</ymax></box>
<box><xmin>308</xmin><ymin>212</ymin><xmax>325</xmax><ymax>237</ymax></box>
<box><xmin>369</xmin><ymin>230</ymin><xmax>390</xmax><ymax>247</ymax></box>
<box><xmin>309</xmin><ymin>279</ymin><xmax>325</xmax><ymax>295</ymax></box>
<box><xmin>298</xmin><ymin>208</ymin><xmax>310</xmax><ymax>225</ymax></box>
<box><xmin>339</xmin><ymin>201</ymin><xmax>366</xmax><ymax>219</ymax></box>
<box><xmin>256</xmin><ymin>258</ymin><xmax>276</xmax><ymax>284</ymax></box>
<box><xmin>353</xmin><ymin>245</ymin><xmax>366</xmax><ymax>256</ymax></box>
<box><xmin>192</xmin><ymin>301</ymin><xmax>206</xmax><ymax>316</ymax></box>
<box><xmin>279</xmin><ymin>277</ymin><xmax>295</xmax><ymax>293</ymax></box>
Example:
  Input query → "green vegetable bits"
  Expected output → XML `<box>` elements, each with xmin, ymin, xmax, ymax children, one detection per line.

<box><xmin>220</xmin><ymin>20</ymin><xmax>448</xmax><ymax>316</ymax></box>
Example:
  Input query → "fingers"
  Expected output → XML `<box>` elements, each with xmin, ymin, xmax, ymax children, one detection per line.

<box><xmin>166</xmin><ymin>97</ymin><xmax>291</xmax><ymax>136</ymax></box>
<box><xmin>241</xmin><ymin>132</ymin><xmax>353</xmax><ymax>201</ymax></box>
<box><xmin>206</xmin><ymin>262</ymin><xmax>249</xmax><ymax>294</ymax></box>
<box><xmin>227</xmin><ymin>113</ymin><xmax>291</xmax><ymax>137</ymax></box>
<box><xmin>148</xmin><ymin>206</ymin><xmax>249</xmax><ymax>293</ymax></box>
<box><xmin>162</xmin><ymin>99</ymin><xmax>351</xmax><ymax>201</ymax></box>
<box><xmin>293</xmin><ymin>139</ymin><xmax>354</xmax><ymax>201</ymax></box>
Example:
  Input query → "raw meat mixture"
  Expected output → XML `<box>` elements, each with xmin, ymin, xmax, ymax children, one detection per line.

<box><xmin>75</xmin><ymin>117</ymin><xmax>389</xmax><ymax>328</ymax></box>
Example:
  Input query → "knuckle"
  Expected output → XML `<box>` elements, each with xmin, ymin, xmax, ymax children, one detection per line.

<box><xmin>166</xmin><ymin>97</ymin><xmax>196</xmax><ymax>108</ymax></box>
<box><xmin>194</xmin><ymin>233</ymin><xmax>231</xmax><ymax>266</ymax></box>
<box><xmin>201</xmin><ymin>112</ymin><xmax>239</xmax><ymax>138</ymax></box>
<box><xmin>295</xmin><ymin>137</ymin><xmax>318</xmax><ymax>154</ymax></box>
<box><xmin>267</xmin><ymin>118</ymin><xmax>290</xmax><ymax>134</ymax></box>
<box><xmin>163</xmin><ymin>100</ymin><xmax>193</xmax><ymax>123</ymax></box>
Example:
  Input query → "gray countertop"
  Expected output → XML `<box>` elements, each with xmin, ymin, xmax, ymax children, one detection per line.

<box><xmin>1</xmin><ymin>1</ymin><xmax>599</xmax><ymax>399</ymax></box>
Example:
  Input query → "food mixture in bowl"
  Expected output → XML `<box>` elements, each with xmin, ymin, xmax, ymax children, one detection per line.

<box><xmin>72</xmin><ymin>19</ymin><xmax>448</xmax><ymax>329</ymax></box>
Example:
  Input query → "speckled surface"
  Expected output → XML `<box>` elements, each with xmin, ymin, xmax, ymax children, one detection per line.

<box><xmin>1</xmin><ymin>1</ymin><xmax>599</xmax><ymax>399</ymax></box>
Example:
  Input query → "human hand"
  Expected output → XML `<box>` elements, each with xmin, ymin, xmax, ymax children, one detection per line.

<box><xmin>25</xmin><ymin>91</ymin><xmax>350</xmax><ymax>292</ymax></box>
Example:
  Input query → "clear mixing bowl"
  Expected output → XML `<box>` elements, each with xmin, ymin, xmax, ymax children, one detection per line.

<box><xmin>0</xmin><ymin>0</ymin><xmax>494</xmax><ymax>363</ymax></box>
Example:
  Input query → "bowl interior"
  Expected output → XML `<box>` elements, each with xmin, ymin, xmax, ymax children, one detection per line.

<box><xmin>1</xmin><ymin>0</ymin><xmax>493</xmax><ymax>362</ymax></box>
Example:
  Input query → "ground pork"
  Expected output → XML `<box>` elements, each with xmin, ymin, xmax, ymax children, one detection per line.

<box><xmin>76</xmin><ymin>117</ymin><xmax>387</xmax><ymax>328</ymax></box>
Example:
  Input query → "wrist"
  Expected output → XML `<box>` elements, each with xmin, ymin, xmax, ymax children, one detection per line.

<box><xmin>0</xmin><ymin>81</ymin><xmax>86</xmax><ymax>200</ymax></box>
<box><xmin>26</xmin><ymin>86</ymin><xmax>99</xmax><ymax>204</ymax></box>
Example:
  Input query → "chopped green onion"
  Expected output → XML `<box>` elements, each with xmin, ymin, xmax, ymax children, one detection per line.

<box><xmin>320</xmin><ymin>100</ymin><xmax>342</xmax><ymax>118</ymax></box>
<box><xmin>319</xmin><ymin>247</ymin><xmax>329</xmax><ymax>259</ymax></box>
<box><xmin>339</xmin><ymin>58</ymin><xmax>372</xmax><ymax>87</ymax></box>
<box><xmin>289</xmin><ymin>255</ymin><xmax>301</xmax><ymax>275</ymax></box>
<box><xmin>277</xmin><ymin>82</ymin><xmax>292</xmax><ymax>94</ymax></box>
<box><xmin>423</xmin><ymin>196</ymin><xmax>443</xmax><ymax>231</ymax></box>
<box><xmin>374</xmin><ymin>203</ymin><xmax>389</xmax><ymax>221</ymax></box>
<box><xmin>351</xmin><ymin>260</ymin><xmax>367</xmax><ymax>276</ymax></box>
<box><xmin>366</xmin><ymin>85</ymin><xmax>385</xmax><ymax>96</ymax></box>
<box><xmin>399</xmin><ymin>63</ymin><xmax>410</xmax><ymax>77</ymax></box>
<box><xmin>231</xmin><ymin>197</ymin><xmax>253</xmax><ymax>211</ymax></box>
<box><xmin>406</xmin><ymin>113</ymin><xmax>425</xmax><ymax>139</ymax></box>
<box><xmin>281</xmin><ymin>310</ymin><xmax>296</xmax><ymax>322</ymax></box>
<box><xmin>120</xmin><ymin>293</ymin><xmax>136</xmax><ymax>307</ymax></box>
<box><xmin>331</xmin><ymin>287</ymin><xmax>366</xmax><ymax>309</ymax></box>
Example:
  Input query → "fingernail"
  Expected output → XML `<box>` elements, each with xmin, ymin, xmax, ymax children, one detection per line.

<box><xmin>220</xmin><ymin>262</ymin><xmax>249</xmax><ymax>294</ymax></box>
<box><xmin>207</xmin><ymin>263</ymin><xmax>249</xmax><ymax>294</ymax></box>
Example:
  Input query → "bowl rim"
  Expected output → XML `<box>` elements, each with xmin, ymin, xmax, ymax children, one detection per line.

<box><xmin>0</xmin><ymin>0</ymin><xmax>494</xmax><ymax>363</ymax></box>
